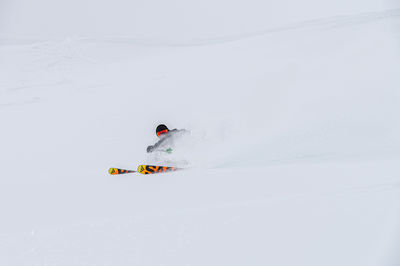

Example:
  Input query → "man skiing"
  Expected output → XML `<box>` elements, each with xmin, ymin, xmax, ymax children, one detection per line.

<box><xmin>146</xmin><ymin>124</ymin><xmax>189</xmax><ymax>154</ymax></box>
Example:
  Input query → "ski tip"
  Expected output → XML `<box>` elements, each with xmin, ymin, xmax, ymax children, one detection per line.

<box><xmin>108</xmin><ymin>168</ymin><xmax>118</xmax><ymax>175</ymax></box>
<box><xmin>137</xmin><ymin>165</ymin><xmax>145</xmax><ymax>173</ymax></box>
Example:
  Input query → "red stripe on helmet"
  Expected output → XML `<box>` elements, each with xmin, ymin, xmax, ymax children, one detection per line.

<box><xmin>157</xmin><ymin>129</ymin><xmax>168</xmax><ymax>136</ymax></box>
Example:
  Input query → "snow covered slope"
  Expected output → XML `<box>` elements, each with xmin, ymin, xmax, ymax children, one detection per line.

<box><xmin>1</xmin><ymin>0</ymin><xmax>400</xmax><ymax>265</ymax></box>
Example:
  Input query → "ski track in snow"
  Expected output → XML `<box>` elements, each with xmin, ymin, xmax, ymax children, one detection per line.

<box><xmin>1</xmin><ymin>8</ymin><xmax>399</xmax><ymax>48</ymax></box>
<box><xmin>42</xmin><ymin>8</ymin><xmax>400</xmax><ymax>47</ymax></box>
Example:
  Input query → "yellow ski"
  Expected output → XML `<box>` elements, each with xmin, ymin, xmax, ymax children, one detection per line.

<box><xmin>108</xmin><ymin>165</ymin><xmax>180</xmax><ymax>175</ymax></box>
<box><xmin>108</xmin><ymin>167</ymin><xmax>136</xmax><ymax>175</ymax></box>
<box><xmin>137</xmin><ymin>165</ymin><xmax>179</xmax><ymax>175</ymax></box>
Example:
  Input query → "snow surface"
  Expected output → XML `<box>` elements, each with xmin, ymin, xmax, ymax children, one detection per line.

<box><xmin>1</xmin><ymin>0</ymin><xmax>400</xmax><ymax>265</ymax></box>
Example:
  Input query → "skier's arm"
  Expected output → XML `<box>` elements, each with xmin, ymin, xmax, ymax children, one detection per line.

<box><xmin>146</xmin><ymin>128</ymin><xmax>189</xmax><ymax>153</ymax></box>
<box><xmin>146</xmin><ymin>137</ymin><xmax>168</xmax><ymax>153</ymax></box>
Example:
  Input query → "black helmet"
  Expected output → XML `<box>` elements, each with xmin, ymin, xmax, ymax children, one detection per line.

<box><xmin>156</xmin><ymin>124</ymin><xmax>169</xmax><ymax>137</ymax></box>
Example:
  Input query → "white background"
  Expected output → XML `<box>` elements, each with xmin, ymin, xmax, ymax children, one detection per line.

<box><xmin>1</xmin><ymin>0</ymin><xmax>400</xmax><ymax>265</ymax></box>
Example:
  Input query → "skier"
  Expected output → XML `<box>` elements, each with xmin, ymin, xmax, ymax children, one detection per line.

<box><xmin>146</xmin><ymin>124</ymin><xmax>189</xmax><ymax>154</ymax></box>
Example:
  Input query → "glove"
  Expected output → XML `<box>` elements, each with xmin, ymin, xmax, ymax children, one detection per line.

<box><xmin>146</xmin><ymin>145</ymin><xmax>153</xmax><ymax>153</ymax></box>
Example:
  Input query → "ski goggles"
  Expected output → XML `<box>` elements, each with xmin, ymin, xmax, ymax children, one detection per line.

<box><xmin>157</xmin><ymin>129</ymin><xmax>168</xmax><ymax>137</ymax></box>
